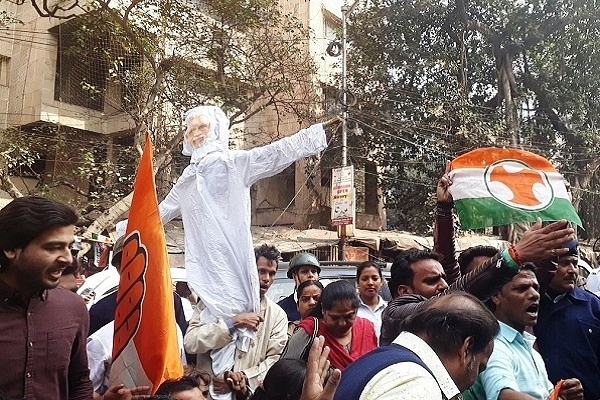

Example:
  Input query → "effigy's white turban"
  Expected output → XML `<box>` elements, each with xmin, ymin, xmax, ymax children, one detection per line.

<box><xmin>182</xmin><ymin>105</ymin><xmax>230</xmax><ymax>156</ymax></box>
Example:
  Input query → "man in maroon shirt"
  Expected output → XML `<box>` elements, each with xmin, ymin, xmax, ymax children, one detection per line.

<box><xmin>0</xmin><ymin>196</ymin><xmax>93</xmax><ymax>400</ymax></box>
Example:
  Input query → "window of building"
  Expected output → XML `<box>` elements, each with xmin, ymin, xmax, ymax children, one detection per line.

<box><xmin>51</xmin><ymin>21</ymin><xmax>108</xmax><ymax>111</ymax></box>
<box><xmin>51</xmin><ymin>19</ymin><xmax>140</xmax><ymax>112</ymax></box>
<box><xmin>322</xmin><ymin>83</ymin><xmax>340</xmax><ymax>115</ymax></box>
<box><xmin>0</xmin><ymin>56</ymin><xmax>10</xmax><ymax>86</ymax></box>
<box><xmin>8</xmin><ymin>151</ymin><xmax>47</xmax><ymax>178</ymax></box>
<box><xmin>322</xmin><ymin>8</ymin><xmax>341</xmax><ymax>40</ymax></box>
<box><xmin>270</xmin><ymin>162</ymin><xmax>296</xmax><ymax>208</ymax></box>
<box><xmin>364</xmin><ymin>162</ymin><xmax>379</xmax><ymax>214</ymax></box>
<box><xmin>321</xmin><ymin>165</ymin><xmax>332</xmax><ymax>187</ymax></box>
<box><xmin>117</xmin><ymin>54</ymin><xmax>142</xmax><ymax>110</ymax></box>
<box><xmin>113</xmin><ymin>134</ymin><xmax>137</xmax><ymax>188</ymax></box>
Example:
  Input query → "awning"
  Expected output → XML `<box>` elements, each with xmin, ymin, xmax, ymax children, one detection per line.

<box><xmin>163</xmin><ymin>221</ymin><xmax>510</xmax><ymax>267</ymax></box>
<box><xmin>163</xmin><ymin>224</ymin><xmax>341</xmax><ymax>257</ymax></box>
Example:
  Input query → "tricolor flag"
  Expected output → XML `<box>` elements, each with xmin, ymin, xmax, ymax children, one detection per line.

<box><xmin>109</xmin><ymin>135</ymin><xmax>183</xmax><ymax>392</ymax></box>
<box><xmin>448</xmin><ymin>147</ymin><xmax>582</xmax><ymax>230</ymax></box>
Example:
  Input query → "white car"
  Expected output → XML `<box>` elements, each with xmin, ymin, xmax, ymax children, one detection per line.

<box><xmin>77</xmin><ymin>267</ymin><xmax>194</xmax><ymax>320</ymax></box>
<box><xmin>266</xmin><ymin>261</ymin><xmax>392</xmax><ymax>303</ymax></box>
<box><xmin>77</xmin><ymin>266</ymin><xmax>120</xmax><ymax>308</ymax></box>
<box><xmin>578</xmin><ymin>259</ymin><xmax>595</xmax><ymax>279</ymax></box>
<box><xmin>581</xmin><ymin>260</ymin><xmax>600</xmax><ymax>295</ymax></box>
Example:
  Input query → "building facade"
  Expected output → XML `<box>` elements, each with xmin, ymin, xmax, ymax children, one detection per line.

<box><xmin>0</xmin><ymin>0</ymin><xmax>385</xmax><ymax>234</ymax></box>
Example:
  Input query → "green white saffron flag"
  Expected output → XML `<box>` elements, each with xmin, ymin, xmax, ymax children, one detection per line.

<box><xmin>448</xmin><ymin>147</ymin><xmax>582</xmax><ymax>230</ymax></box>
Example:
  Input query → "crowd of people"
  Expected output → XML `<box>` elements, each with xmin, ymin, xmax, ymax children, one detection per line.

<box><xmin>1</xmin><ymin>105</ymin><xmax>598</xmax><ymax>400</ymax></box>
<box><xmin>1</xmin><ymin>181</ymin><xmax>597</xmax><ymax>400</ymax></box>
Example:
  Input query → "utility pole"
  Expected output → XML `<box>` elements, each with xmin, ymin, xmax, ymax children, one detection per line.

<box><xmin>341</xmin><ymin>3</ymin><xmax>349</xmax><ymax>169</ymax></box>
<box><xmin>341</xmin><ymin>0</ymin><xmax>361</xmax><ymax>167</ymax></box>
<box><xmin>338</xmin><ymin>0</ymin><xmax>360</xmax><ymax>261</ymax></box>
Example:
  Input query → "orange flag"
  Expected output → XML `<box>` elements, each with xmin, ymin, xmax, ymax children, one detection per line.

<box><xmin>109</xmin><ymin>134</ymin><xmax>183</xmax><ymax>393</ymax></box>
<box><xmin>547</xmin><ymin>379</ymin><xmax>564</xmax><ymax>400</ymax></box>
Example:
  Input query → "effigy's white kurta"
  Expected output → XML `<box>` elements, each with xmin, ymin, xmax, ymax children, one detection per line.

<box><xmin>159</xmin><ymin>122</ymin><xmax>327</xmax><ymax>320</ymax></box>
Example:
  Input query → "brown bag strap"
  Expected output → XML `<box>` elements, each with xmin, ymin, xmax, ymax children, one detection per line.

<box><xmin>299</xmin><ymin>317</ymin><xmax>319</xmax><ymax>361</ymax></box>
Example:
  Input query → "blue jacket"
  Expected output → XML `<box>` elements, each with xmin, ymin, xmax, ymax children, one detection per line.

<box><xmin>334</xmin><ymin>344</ymin><xmax>438</xmax><ymax>400</ymax></box>
<box><xmin>89</xmin><ymin>291</ymin><xmax>188</xmax><ymax>336</ymax></box>
<box><xmin>534</xmin><ymin>286</ymin><xmax>600</xmax><ymax>400</ymax></box>
<box><xmin>277</xmin><ymin>293</ymin><xmax>300</xmax><ymax>322</ymax></box>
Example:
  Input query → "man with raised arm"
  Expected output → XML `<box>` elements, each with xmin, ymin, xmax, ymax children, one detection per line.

<box><xmin>380</xmin><ymin>168</ymin><xmax>575</xmax><ymax>345</ymax></box>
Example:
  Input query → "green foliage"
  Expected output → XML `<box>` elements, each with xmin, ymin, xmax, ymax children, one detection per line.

<box><xmin>9</xmin><ymin>0</ymin><xmax>320</xmax><ymax>224</ymax></box>
<box><xmin>64</xmin><ymin>0</ymin><xmax>319</xmax><ymax>128</ymax></box>
<box><xmin>0</xmin><ymin>127</ymin><xmax>42</xmax><ymax>174</ymax></box>
<box><xmin>162</xmin><ymin>0</ymin><xmax>318</xmax><ymax>121</ymax></box>
<box><xmin>0</xmin><ymin>124</ymin><xmax>135</xmax><ymax>223</ymax></box>
<box><xmin>348</xmin><ymin>0</ymin><xmax>600</xmax><ymax>235</ymax></box>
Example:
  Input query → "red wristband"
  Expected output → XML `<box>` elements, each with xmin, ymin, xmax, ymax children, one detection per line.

<box><xmin>508</xmin><ymin>244</ymin><xmax>524</xmax><ymax>266</ymax></box>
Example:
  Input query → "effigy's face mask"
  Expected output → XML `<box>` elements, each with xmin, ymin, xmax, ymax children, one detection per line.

<box><xmin>186</xmin><ymin>115</ymin><xmax>211</xmax><ymax>149</ymax></box>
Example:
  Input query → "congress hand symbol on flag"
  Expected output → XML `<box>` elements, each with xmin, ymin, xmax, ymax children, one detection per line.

<box><xmin>109</xmin><ymin>134</ymin><xmax>184</xmax><ymax>393</ymax></box>
<box><xmin>448</xmin><ymin>147</ymin><xmax>582</xmax><ymax>230</ymax></box>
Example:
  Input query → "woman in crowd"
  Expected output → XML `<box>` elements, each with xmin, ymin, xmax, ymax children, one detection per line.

<box><xmin>355</xmin><ymin>261</ymin><xmax>387</xmax><ymax>341</ymax></box>
<box><xmin>282</xmin><ymin>280</ymin><xmax>378</xmax><ymax>370</ymax></box>
<box><xmin>250</xmin><ymin>336</ymin><xmax>341</xmax><ymax>400</ymax></box>
<box><xmin>251</xmin><ymin>359</ymin><xmax>306</xmax><ymax>400</ymax></box>
<box><xmin>288</xmin><ymin>280</ymin><xmax>325</xmax><ymax>336</ymax></box>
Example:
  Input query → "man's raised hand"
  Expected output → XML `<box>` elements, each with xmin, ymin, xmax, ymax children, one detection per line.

<box><xmin>300</xmin><ymin>336</ymin><xmax>341</xmax><ymax>400</ymax></box>
<box><xmin>515</xmin><ymin>219</ymin><xmax>574</xmax><ymax>263</ymax></box>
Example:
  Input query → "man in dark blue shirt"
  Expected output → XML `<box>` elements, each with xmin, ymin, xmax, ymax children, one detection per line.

<box><xmin>277</xmin><ymin>252</ymin><xmax>320</xmax><ymax>322</ymax></box>
<box><xmin>535</xmin><ymin>240</ymin><xmax>600</xmax><ymax>400</ymax></box>
<box><xmin>89</xmin><ymin>235</ymin><xmax>188</xmax><ymax>336</ymax></box>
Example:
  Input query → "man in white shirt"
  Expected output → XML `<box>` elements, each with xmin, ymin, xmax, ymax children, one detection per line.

<box><xmin>184</xmin><ymin>244</ymin><xmax>288</xmax><ymax>400</ymax></box>
<box><xmin>334</xmin><ymin>292</ymin><xmax>498</xmax><ymax>400</ymax></box>
<box><xmin>87</xmin><ymin>320</ymin><xmax>187</xmax><ymax>396</ymax></box>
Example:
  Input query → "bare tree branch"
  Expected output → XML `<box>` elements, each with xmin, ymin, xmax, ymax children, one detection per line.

<box><xmin>0</xmin><ymin>167</ymin><xmax>23</xmax><ymax>198</ymax></box>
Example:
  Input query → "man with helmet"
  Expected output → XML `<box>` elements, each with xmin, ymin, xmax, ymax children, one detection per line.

<box><xmin>278</xmin><ymin>252</ymin><xmax>321</xmax><ymax>321</ymax></box>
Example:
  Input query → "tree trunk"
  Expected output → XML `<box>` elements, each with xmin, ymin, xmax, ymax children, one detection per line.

<box><xmin>572</xmin><ymin>159</ymin><xmax>600</xmax><ymax>211</ymax></box>
<box><xmin>86</xmin><ymin>192</ymin><xmax>133</xmax><ymax>237</ymax></box>
<box><xmin>499</xmin><ymin>221</ymin><xmax>531</xmax><ymax>244</ymax></box>
<box><xmin>0</xmin><ymin>167</ymin><xmax>23</xmax><ymax>198</ymax></box>
<box><xmin>497</xmin><ymin>49</ymin><xmax>520</xmax><ymax>146</ymax></box>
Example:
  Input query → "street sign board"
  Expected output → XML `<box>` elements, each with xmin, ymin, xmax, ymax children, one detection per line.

<box><xmin>331</xmin><ymin>166</ymin><xmax>354</xmax><ymax>226</ymax></box>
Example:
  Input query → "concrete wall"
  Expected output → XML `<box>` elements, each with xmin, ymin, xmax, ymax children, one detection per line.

<box><xmin>0</xmin><ymin>0</ymin><xmax>386</xmax><ymax>231</ymax></box>
<box><xmin>0</xmin><ymin>3</ymin><xmax>134</xmax><ymax>133</ymax></box>
<box><xmin>249</xmin><ymin>0</ymin><xmax>386</xmax><ymax>231</ymax></box>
